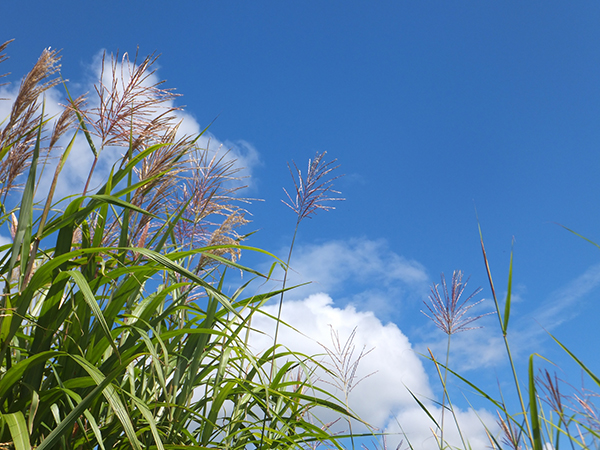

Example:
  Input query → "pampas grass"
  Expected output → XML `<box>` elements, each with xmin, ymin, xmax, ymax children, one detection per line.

<box><xmin>0</xmin><ymin>41</ymin><xmax>355</xmax><ymax>450</ymax></box>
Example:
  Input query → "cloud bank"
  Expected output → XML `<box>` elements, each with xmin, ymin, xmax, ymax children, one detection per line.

<box><xmin>249</xmin><ymin>291</ymin><xmax>497</xmax><ymax>449</ymax></box>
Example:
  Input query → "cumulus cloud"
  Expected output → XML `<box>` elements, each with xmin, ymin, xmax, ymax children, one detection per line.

<box><xmin>387</xmin><ymin>403</ymin><xmax>497</xmax><ymax>450</ymax></box>
<box><xmin>249</xmin><ymin>292</ymin><xmax>498</xmax><ymax>449</ymax></box>
<box><xmin>266</xmin><ymin>238</ymin><xmax>429</xmax><ymax>318</ymax></box>
<box><xmin>82</xmin><ymin>50</ymin><xmax>261</xmax><ymax>190</ymax></box>
<box><xmin>250</xmin><ymin>293</ymin><xmax>432</xmax><ymax>430</ymax></box>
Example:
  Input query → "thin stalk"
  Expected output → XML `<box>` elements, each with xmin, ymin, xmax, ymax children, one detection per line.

<box><xmin>83</xmin><ymin>157</ymin><xmax>98</xmax><ymax>196</ymax></box>
<box><xmin>440</xmin><ymin>335</ymin><xmax>451</xmax><ymax>449</ymax></box>
<box><xmin>431</xmin><ymin>341</ymin><xmax>468</xmax><ymax>450</ymax></box>
<box><xmin>478</xmin><ymin>225</ymin><xmax>533</xmax><ymax>445</ymax></box>
<box><xmin>270</xmin><ymin>217</ymin><xmax>299</xmax><ymax>380</ymax></box>
<box><xmin>259</xmin><ymin>219</ymin><xmax>299</xmax><ymax>450</ymax></box>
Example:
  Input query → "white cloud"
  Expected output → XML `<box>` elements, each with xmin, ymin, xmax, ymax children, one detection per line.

<box><xmin>249</xmin><ymin>292</ymin><xmax>499</xmax><ymax>449</ymax></box>
<box><xmin>416</xmin><ymin>262</ymin><xmax>600</xmax><ymax>375</ymax></box>
<box><xmin>266</xmin><ymin>238</ymin><xmax>429</xmax><ymax>317</ymax></box>
<box><xmin>246</xmin><ymin>237</ymin><xmax>508</xmax><ymax>448</ymax></box>
<box><xmin>387</xmin><ymin>403</ymin><xmax>498</xmax><ymax>450</ymax></box>
<box><xmin>250</xmin><ymin>293</ymin><xmax>432</xmax><ymax>430</ymax></box>
<box><xmin>83</xmin><ymin>50</ymin><xmax>261</xmax><ymax>190</ymax></box>
<box><xmin>529</xmin><ymin>262</ymin><xmax>600</xmax><ymax>330</ymax></box>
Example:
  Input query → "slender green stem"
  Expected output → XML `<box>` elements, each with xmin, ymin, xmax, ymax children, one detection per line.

<box><xmin>270</xmin><ymin>217</ymin><xmax>300</xmax><ymax>380</ymax></box>
<box><xmin>259</xmin><ymin>218</ymin><xmax>299</xmax><ymax>449</ymax></box>
<box><xmin>479</xmin><ymin>230</ymin><xmax>533</xmax><ymax>445</ymax></box>
<box><xmin>440</xmin><ymin>334</ymin><xmax>451</xmax><ymax>449</ymax></box>
<box><xmin>438</xmin><ymin>335</ymin><xmax>468</xmax><ymax>450</ymax></box>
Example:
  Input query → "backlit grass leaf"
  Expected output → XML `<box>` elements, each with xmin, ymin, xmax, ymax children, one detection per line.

<box><xmin>4</xmin><ymin>411</ymin><xmax>31</xmax><ymax>450</ymax></box>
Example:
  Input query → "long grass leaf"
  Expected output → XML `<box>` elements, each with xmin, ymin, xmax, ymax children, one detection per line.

<box><xmin>503</xmin><ymin>240</ymin><xmax>514</xmax><ymax>334</ymax></box>
<box><xmin>69</xmin><ymin>354</ymin><xmax>143</xmax><ymax>450</ymax></box>
<box><xmin>0</xmin><ymin>351</ymin><xmax>61</xmax><ymax>401</ymax></box>
<box><xmin>556</xmin><ymin>223</ymin><xmax>600</xmax><ymax>251</ymax></box>
<box><xmin>129</xmin><ymin>394</ymin><xmax>166</xmax><ymax>450</ymax></box>
<box><xmin>529</xmin><ymin>355</ymin><xmax>543</xmax><ymax>450</ymax></box>
<box><xmin>63</xmin><ymin>270</ymin><xmax>121</xmax><ymax>361</ymax></box>
<box><xmin>549</xmin><ymin>332</ymin><xmax>600</xmax><ymax>388</ymax></box>
<box><xmin>36</xmin><ymin>356</ymin><xmax>137</xmax><ymax>450</ymax></box>
<box><xmin>36</xmin><ymin>130</ymin><xmax>77</xmax><ymax>239</ymax></box>
<box><xmin>4</xmin><ymin>411</ymin><xmax>31</xmax><ymax>450</ymax></box>
<box><xmin>4</xmin><ymin>114</ymin><xmax>42</xmax><ymax>290</ymax></box>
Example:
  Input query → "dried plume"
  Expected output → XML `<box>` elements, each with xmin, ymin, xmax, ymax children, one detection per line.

<box><xmin>49</xmin><ymin>94</ymin><xmax>85</xmax><ymax>150</ymax></box>
<box><xmin>0</xmin><ymin>39</ymin><xmax>13</xmax><ymax>90</ymax></box>
<box><xmin>422</xmin><ymin>271</ymin><xmax>489</xmax><ymax>335</ymax></box>
<box><xmin>67</xmin><ymin>52</ymin><xmax>251</xmax><ymax>277</ymax></box>
<box><xmin>2</xmin><ymin>46</ymin><xmax>61</xmax><ymax>135</ymax></box>
<box><xmin>496</xmin><ymin>411</ymin><xmax>522</xmax><ymax>450</ymax></box>
<box><xmin>538</xmin><ymin>369</ymin><xmax>566</xmax><ymax>417</ymax></box>
<box><xmin>78</xmin><ymin>51</ymin><xmax>181</xmax><ymax>152</ymax></box>
<box><xmin>320</xmin><ymin>326</ymin><xmax>375</xmax><ymax>397</ymax></box>
<box><xmin>173</xmin><ymin>143</ymin><xmax>249</xmax><ymax>251</ymax></box>
<box><xmin>0</xmin><ymin>45</ymin><xmax>62</xmax><ymax>200</ymax></box>
<box><xmin>282</xmin><ymin>151</ymin><xmax>344</xmax><ymax>222</ymax></box>
<box><xmin>571</xmin><ymin>387</ymin><xmax>600</xmax><ymax>439</ymax></box>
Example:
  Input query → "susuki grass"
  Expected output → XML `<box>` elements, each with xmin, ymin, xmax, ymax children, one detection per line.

<box><xmin>411</xmin><ymin>226</ymin><xmax>600</xmax><ymax>450</ymax></box>
<box><xmin>2</xmin><ymin>40</ymin><xmax>600</xmax><ymax>450</ymax></box>
<box><xmin>0</xmin><ymin>41</ymin><xmax>354</xmax><ymax>450</ymax></box>
<box><xmin>420</xmin><ymin>271</ymin><xmax>487</xmax><ymax>450</ymax></box>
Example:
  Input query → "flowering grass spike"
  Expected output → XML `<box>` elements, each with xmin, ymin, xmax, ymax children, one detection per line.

<box><xmin>422</xmin><ymin>270</ymin><xmax>487</xmax><ymax>335</ymax></box>
<box><xmin>282</xmin><ymin>151</ymin><xmax>344</xmax><ymax>222</ymax></box>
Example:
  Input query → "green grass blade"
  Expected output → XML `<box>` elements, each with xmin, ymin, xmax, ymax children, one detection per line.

<box><xmin>529</xmin><ymin>355</ymin><xmax>543</xmax><ymax>450</ymax></box>
<box><xmin>36</xmin><ymin>130</ymin><xmax>78</xmax><ymax>239</ymax></box>
<box><xmin>556</xmin><ymin>223</ymin><xmax>600</xmax><ymax>251</ymax></box>
<box><xmin>4</xmin><ymin>113</ymin><xmax>42</xmax><ymax>290</ymax></box>
<box><xmin>69</xmin><ymin>354</ymin><xmax>143</xmax><ymax>450</ymax></box>
<box><xmin>36</xmin><ymin>357</ymin><xmax>137</xmax><ymax>450</ymax></box>
<box><xmin>0</xmin><ymin>351</ymin><xmax>62</xmax><ymax>401</ymax></box>
<box><xmin>129</xmin><ymin>394</ymin><xmax>166</xmax><ymax>450</ymax></box>
<box><xmin>549</xmin><ymin>332</ymin><xmax>600</xmax><ymax>388</ymax></box>
<box><xmin>62</xmin><ymin>270</ymin><xmax>121</xmax><ymax>361</ymax></box>
<box><xmin>70</xmin><ymin>95</ymin><xmax>98</xmax><ymax>158</ymax></box>
<box><xmin>27</xmin><ymin>390</ymin><xmax>39</xmax><ymax>434</ymax></box>
<box><xmin>503</xmin><ymin>240</ymin><xmax>514</xmax><ymax>334</ymax></box>
<box><xmin>4</xmin><ymin>411</ymin><xmax>31</xmax><ymax>450</ymax></box>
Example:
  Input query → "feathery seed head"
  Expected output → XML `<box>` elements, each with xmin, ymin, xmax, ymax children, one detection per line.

<box><xmin>422</xmin><ymin>270</ymin><xmax>488</xmax><ymax>335</ymax></box>
<box><xmin>496</xmin><ymin>411</ymin><xmax>522</xmax><ymax>450</ymax></box>
<box><xmin>0</xmin><ymin>45</ymin><xmax>62</xmax><ymax>201</ymax></box>
<box><xmin>78</xmin><ymin>51</ymin><xmax>181</xmax><ymax>152</ymax></box>
<box><xmin>0</xmin><ymin>40</ymin><xmax>13</xmax><ymax>90</ymax></box>
<box><xmin>282</xmin><ymin>151</ymin><xmax>344</xmax><ymax>222</ymax></box>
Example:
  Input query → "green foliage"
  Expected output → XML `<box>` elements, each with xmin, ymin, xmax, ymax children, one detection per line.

<box><xmin>5</xmin><ymin>39</ymin><xmax>600</xmax><ymax>450</ymax></box>
<box><xmin>0</xmin><ymin>42</ymin><xmax>351</xmax><ymax>449</ymax></box>
<box><xmin>415</xmin><ymin>227</ymin><xmax>600</xmax><ymax>449</ymax></box>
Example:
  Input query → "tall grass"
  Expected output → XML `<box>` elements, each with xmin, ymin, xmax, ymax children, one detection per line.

<box><xmin>0</xmin><ymin>42</ymin><xmax>353</xmax><ymax>450</ymax></box>
<box><xmin>3</xmin><ymin>40</ymin><xmax>599</xmax><ymax>450</ymax></box>
<box><xmin>414</xmin><ymin>225</ymin><xmax>600</xmax><ymax>449</ymax></box>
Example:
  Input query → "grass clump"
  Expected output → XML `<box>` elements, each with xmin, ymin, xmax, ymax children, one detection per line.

<box><xmin>3</xmin><ymin>39</ymin><xmax>599</xmax><ymax>450</ymax></box>
<box><xmin>412</xmin><ymin>226</ymin><xmax>600</xmax><ymax>450</ymax></box>
<box><xmin>0</xmin><ymin>41</ymin><xmax>354</xmax><ymax>450</ymax></box>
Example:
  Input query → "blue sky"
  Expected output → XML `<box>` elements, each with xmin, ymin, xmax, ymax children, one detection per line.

<box><xmin>3</xmin><ymin>2</ymin><xmax>600</xmax><ymax>448</ymax></box>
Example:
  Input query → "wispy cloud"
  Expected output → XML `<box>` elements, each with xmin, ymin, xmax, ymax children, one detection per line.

<box><xmin>416</xmin><ymin>262</ymin><xmax>600</xmax><ymax>375</ymax></box>
<box><xmin>265</xmin><ymin>237</ymin><xmax>429</xmax><ymax>317</ymax></box>
<box><xmin>529</xmin><ymin>262</ymin><xmax>600</xmax><ymax>330</ymax></box>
